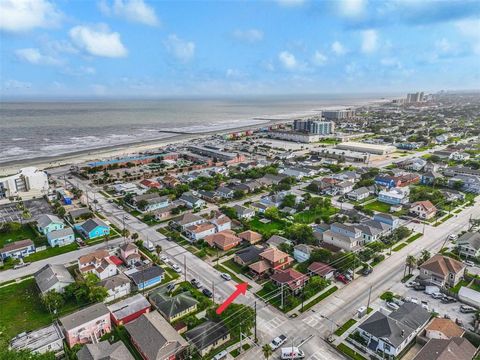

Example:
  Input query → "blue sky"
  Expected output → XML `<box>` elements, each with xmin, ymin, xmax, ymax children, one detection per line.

<box><xmin>1</xmin><ymin>0</ymin><xmax>479</xmax><ymax>98</ymax></box>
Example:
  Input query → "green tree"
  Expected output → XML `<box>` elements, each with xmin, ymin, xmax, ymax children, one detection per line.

<box><xmin>41</xmin><ymin>290</ymin><xmax>65</xmax><ymax>314</ymax></box>
<box><xmin>264</xmin><ymin>207</ymin><xmax>280</xmax><ymax>221</ymax></box>
<box><xmin>419</xmin><ymin>250</ymin><xmax>431</xmax><ymax>264</ymax></box>
<box><xmin>285</xmin><ymin>224</ymin><xmax>315</xmax><ymax>244</ymax></box>
<box><xmin>207</xmin><ymin>303</ymin><xmax>255</xmax><ymax>338</ymax></box>
<box><xmin>281</xmin><ymin>194</ymin><xmax>296</xmax><ymax>209</ymax></box>
<box><xmin>405</xmin><ymin>255</ymin><xmax>417</xmax><ymax>276</ymax></box>
<box><xmin>262</xmin><ymin>344</ymin><xmax>273</xmax><ymax>359</ymax></box>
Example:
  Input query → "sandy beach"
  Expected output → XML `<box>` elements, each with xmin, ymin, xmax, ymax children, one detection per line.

<box><xmin>0</xmin><ymin>98</ymin><xmax>390</xmax><ymax>176</ymax></box>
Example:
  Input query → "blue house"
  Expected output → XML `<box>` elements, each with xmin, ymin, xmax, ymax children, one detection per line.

<box><xmin>47</xmin><ymin>228</ymin><xmax>75</xmax><ymax>247</ymax></box>
<box><xmin>37</xmin><ymin>214</ymin><xmax>65</xmax><ymax>235</ymax></box>
<box><xmin>374</xmin><ymin>175</ymin><xmax>396</xmax><ymax>189</ymax></box>
<box><xmin>0</xmin><ymin>239</ymin><xmax>35</xmax><ymax>260</ymax></box>
<box><xmin>76</xmin><ymin>218</ymin><xmax>110</xmax><ymax>239</ymax></box>
<box><xmin>128</xmin><ymin>265</ymin><xmax>164</xmax><ymax>290</ymax></box>
<box><xmin>373</xmin><ymin>213</ymin><xmax>400</xmax><ymax>230</ymax></box>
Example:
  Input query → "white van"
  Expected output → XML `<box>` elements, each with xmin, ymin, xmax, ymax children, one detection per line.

<box><xmin>281</xmin><ymin>347</ymin><xmax>305</xmax><ymax>359</ymax></box>
<box><xmin>145</xmin><ymin>240</ymin><xmax>155</xmax><ymax>252</ymax></box>
<box><xmin>212</xmin><ymin>350</ymin><xmax>228</xmax><ymax>360</ymax></box>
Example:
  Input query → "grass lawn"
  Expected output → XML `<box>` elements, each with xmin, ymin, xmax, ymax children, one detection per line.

<box><xmin>299</xmin><ymin>286</ymin><xmax>338</xmax><ymax>313</ymax></box>
<box><xmin>336</xmin><ymin>343</ymin><xmax>367</xmax><ymax>360</ymax></box>
<box><xmin>294</xmin><ymin>207</ymin><xmax>338</xmax><ymax>224</ymax></box>
<box><xmin>363</xmin><ymin>200</ymin><xmax>391</xmax><ymax>213</ymax></box>
<box><xmin>450</xmin><ymin>280</ymin><xmax>470</xmax><ymax>294</ymax></box>
<box><xmin>406</xmin><ymin>233</ymin><xmax>423</xmax><ymax>243</ymax></box>
<box><xmin>213</xmin><ymin>264</ymin><xmax>245</xmax><ymax>285</ymax></box>
<box><xmin>401</xmin><ymin>274</ymin><xmax>414</xmax><ymax>283</ymax></box>
<box><xmin>248</xmin><ymin>218</ymin><xmax>286</xmax><ymax>234</ymax></box>
<box><xmin>221</xmin><ymin>259</ymin><xmax>247</xmax><ymax>274</ymax></box>
<box><xmin>334</xmin><ymin>319</ymin><xmax>357</xmax><ymax>336</ymax></box>
<box><xmin>0</xmin><ymin>223</ymin><xmax>46</xmax><ymax>248</ymax></box>
<box><xmin>24</xmin><ymin>243</ymin><xmax>79</xmax><ymax>262</ymax></box>
<box><xmin>392</xmin><ymin>243</ymin><xmax>408</xmax><ymax>252</ymax></box>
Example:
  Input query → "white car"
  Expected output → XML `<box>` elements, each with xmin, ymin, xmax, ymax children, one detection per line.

<box><xmin>431</xmin><ymin>292</ymin><xmax>444</xmax><ymax>299</ymax></box>
<box><xmin>386</xmin><ymin>302</ymin><xmax>399</xmax><ymax>311</ymax></box>
<box><xmin>160</xmin><ymin>255</ymin><xmax>168</xmax><ymax>262</ymax></box>
<box><xmin>172</xmin><ymin>264</ymin><xmax>182</xmax><ymax>273</ymax></box>
<box><xmin>269</xmin><ymin>335</ymin><xmax>287</xmax><ymax>350</ymax></box>
<box><xmin>464</xmin><ymin>260</ymin><xmax>475</xmax><ymax>267</ymax></box>
<box><xmin>448</xmin><ymin>234</ymin><xmax>458</xmax><ymax>240</ymax></box>
<box><xmin>221</xmin><ymin>273</ymin><xmax>232</xmax><ymax>281</ymax></box>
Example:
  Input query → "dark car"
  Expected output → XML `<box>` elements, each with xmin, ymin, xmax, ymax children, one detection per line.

<box><xmin>202</xmin><ymin>288</ymin><xmax>213</xmax><ymax>298</ymax></box>
<box><xmin>441</xmin><ymin>296</ymin><xmax>456</xmax><ymax>304</ymax></box>
<box><xmin>166</xmin><ymin>283</ymin><xmax>176</xmax><ymax>292</ymax></box>
<box><xmin>414</xmin><ymin>284</ymin><xmax>426</xmax><ymax>291</ymax></box>
<box><xmin>362</xmin><ymin>268</ymin><xmax>373</xmax><ymax>276</ymax></box>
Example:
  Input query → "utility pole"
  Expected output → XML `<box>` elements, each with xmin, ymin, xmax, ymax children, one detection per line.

<box><xmin>184</xmin><ymin>255</ymin><xmax>187</xmax><ymax>282</ymax></box>
<box><xmin>254</xmin><ymin>301</ymin><xmax>257</xmax><ymax>342</ymax></box>
<box><xmin>212</xmin><ymin>281</ymin><xmax>215</xmax><ymax>303</ymax></box>
<box><xmin>301</xmin><ymin>283</ymin><xmax>305</xmax><ymax>312</ymax></box>
<box><xmin>281</xmin><ymin>283</ymin><xmax>284</xmax><ymax>310</ymax></box>
<box><xmin>367</xmin><ymin>285</ymin><xmax>372</xmax><ymax>310</ymax></box>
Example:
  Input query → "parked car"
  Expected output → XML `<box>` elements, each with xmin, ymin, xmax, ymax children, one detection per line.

<box><xmin>431</xmin><ymin>292</ymin><xmax>444</xmax><ymax>299</ymax></box>
<box><xmin>212</xmin><ymin>350</ymin><xmax>228</xmax><ymax>360</ymax></box>
<box><xmin>441</xmin><ymin>296</ymin><xmax>456</xmax><ymax>304</ymax></box>
<box><xmin>404</xmin><ymin>297</ymin><xmax>419</xmax><ymax>304</ymax></box>
<box><xmin>414</xmin><ymin>284</ymin><xmax>426</xmax><ymax>291</ymax></box>
<box><xmin>160</xmin><ymin>255</ymin><xmax>168</xmax><ymax>262</ymax></box>
<box><xmin>166</xmin><ymin>283</ymin><xmax>176</xmax><ymax>292</ymax></box>
<box><xmin>464</xmin><ymin>260</ymin><xmax>475</xmax><ymax>267</ymax></box>
<box><xmin>13</xmin><ymin>262</ymin><xmax>31</xmax><ymax>269</ymax></box>
<box><xmin>221</xmin><ymin>273</ymin><xmax>232</xmax><ymax>281</ymax></box>
<box><xmin>448</xmin><ymin>234</ymin><xmax>458</xmax><ymax>240</ymax></box>
<box><xmin>386</xmin><ymin>302</ymin><xmax>400</xmax><ymax>310</ymax></box>
<box><xmin>460</xmin><ymin>305</ymin><xmax>477</xmax><ymax>313</ymax></box>
<box><xmin>362</xmin><ymin>268</ymin><xmax>373</xmax><ymax>276</ymax></box>
<box><xmin>335</xmin><ymin>274</ymin><xmax>349</xmax><ymax>284</ymax></box>
<box><xmin>392</xmin><ymin>298</ymin><xmax>404</xmax><ymax>306</ymax></box>
<box><xmin>269</xmin><ymin>335</ymin><xmax>287</xmax><ymax>350</ymax></box>
<box><xmin>456</xmin><ymin>318</ymin><xmax>464</xmax><ymax>326</ymax></box>
<box><xmin>202</xmin><ymin>288</ymin><xmax>213</xmax><ymax>297</ymax></box>
<box><xmin>172</xmin><ymin>264</ymin><xmax>182</xmax><ymax>273</ymax></box>
<box><xmin>191</xmin><ymin>278</ymin><xmax>202</xmax><ymax>288</ymax></box>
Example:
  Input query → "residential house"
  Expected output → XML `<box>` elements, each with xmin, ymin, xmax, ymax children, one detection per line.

<box><xmin>162</xmin><ymin>175</ymin><xmax>180</xmax><ymax>188</ymax></box>
<box><xmin>421</xmin><ymin>171</ymin><xmax>442</xmax><ymax>185</ymax></box>
<box><xmin>78</xmin><ymin>250</ymin><xmax>118</xmax><ymax>280</ymax></box>
<box><xmin>210</xmin><ymin>211</ymin><xmax>232</xmax><ymax>232</ymax></box>
<box><xmin>171</xmin><ymin>213</ymin><xmax>205</xmax><ymax>231</ymax></box>
<box><xmin>216</xmin><ymin>186</ymin><xmax>235</xmax><ymax>199</ymax></box>
<box><xmin>249</xmin><ymin>247</ymin><xmax>293</xmax><ymax>277</ymax></box>
<box><xmin>419</xmin><ymin>254</ymin><xmax>465</xmax><ymax>288</ymax></box>
<box><xmin>449</xmin><ymin>152</ymin><xmax>470</xmax><ymax>161</ymax></box>
<box><xmin>99</xmin><ymin>274</ymin><xmax>131</xmax><ymax>302</ymax></box>
<box><xmin>149</xmin><ymin>289</ymin><xmax>198</xmax><ymax>322</ymax></box>
<box><xmin>10</xmin><ymin>323</ymin><xmax>65</xmax><ymax>355</ymax></box>
<box><xmin>76</xmin><ymin>218</ymin><xmax>110</xmax><ymax>240</ymax></box>
<box><xmin>424</xmin><ymin>161</ymin><xmax>440</xmax><ymax>173</ymax></box>
<box><xmin>108</xmin><ymin>294</ymin><xmax>151</xmax><ymax>325</ymax></box>
<box><xmin>60</xmin><ymin>303</ymin><xmax>111</xmax><ymax>347</ymax></box>
<box><xmin>334</xmin><ymin>180</ymin><xmax>355</xmax><ymax>195</ymax></box>
<box><xmin>308</xmin><ymin>262</ymin><xmax>335</xmax><ymax>280</ymax></box>
<box><xmin>232</xmin><ymin>205</ymin><xmax>255</xmax><ymax>220</ymax></box>
<box><xmin>77</xmin><ymin>341</ymin><xmax>135</xmax><ymax>360</ymax></box>
<box><xmin>280</xmin><ymin>166</ymin><xmax>315</xmax><ymax>179</ymax></box>
<box><xmin>448</xmin><ymin>174</ymin><xmax>480</xmax><ymax>194</ymax></box>
<box><xmin>412</xmin><ymin>337</ymin><xmax>477</xmax><ymax>360</ymax></box>
<box><xmin>197</xmin><ymin>190</ymin><xmax>218</xmax><ymax>203</ymax></box>
<box><xmin>139</xmin><ymin>179</ymin><xmax>161</xmax><ymax>190</ymax></box>
<box><xmin>443</xmin><ymin>166</ymin><xmax>480</xmax><ymax>178</ymax></box>
<box><xmin>204</xmin><ymin>230</ymin><xmax>241</xmax><ymax>251</ymax></box>
<box><xmin>394</xmin><ymin>173</ymin><xmax>420</xmax><ymax>187</ymax></box>
<box><xmin>120</xmin><ymin>243</ymin><xmax>141</xmax><ymax>266</ymax></box>
<box><xmin>0</xmin><ymin>239</ymin><xmax>35</xmax><ymax>260</ymax></box>
<box><xmin>441</xmin><ymin>189</ymin><xmax>465</xmax><ymax>202</ymax></box>
<box><xmin>251</xmin><ymin>202</ymin><xmax>270</xmax><ymax>214</ymax></box>
<box><xmin>457</xmin><ymin>232</ymin><xmax>480</xmax><ymax>259</ymax></box>
<box><xmin>378</xmin><ymin>187</ymin><xmax>410</xmax><ymax>205</ymax></box>
<box><xmin>35</xmin><ymin>264</ymin><xmax>75</xmax><ymax>295</ymax></box>
<box><xmin>410</xmin><ymin>200</ymin><xmax>438</xmax><ymax>220</ymax></box>
<box><xmin>398</xmin><ymin>158</ymin><xmax>427</xmax><ymax>172</ymax></box>
<box><xmin>127</xmin><ymin>265</ymin><xmax>164</xmax><ymax>291</ymax></box>
<box><xmin>238</xmin><ymin>230</ymin><xmax>262</xmax><ymax>245</ymax></box>
<box><xmin>258</xmin><ymin>173</ymin><xmax>289</xmax><ymax>186</ymax></box>
<box><xmin>185</xmin><ymin>321</ymin><xmax>230</xmax><ymax>357</ymax></box>
<box><xmin>270</xmin><ymin>268</ymin><xmax>308</xmax><ymax>294</ymax></box>
<box><xmin>153</xmin><ymin>204</ymin><xmax>178</xmax><ymax>221</ymax></box>
<box><xmin>132</xmin><ymin>194</ymin><xmax>170</xmax><ymax>212</ymax></box>
<box><xmin>47</xmin><ymin>227</ymin><xmax>75</xmax><ymax>247</ymax></box>
<box><xmin>266</xmin><ymin>235</ymin><xmax>292</xmax><ymax>249</ymax></box>
<box><xmin>425</xmin><ymin>318</ymin><xmax>464</xmax><ymax>340</ymax></box>
<box><xmin>234</xmin><ymin>246</ymin><xmax>265</xmax><ymax>266</ymax></box>
<box><xmin>373</xmin><ymin>213</ymin><xmax>400</xmax><ymax>231</ymax></box>
<box><xmin>185</xmin><ymin>222</ymin><xmax>216</xmax><ymax>241</ymax></box>
<box><xmin>375</xmin><ymin>175</ymin><xmax>397</xmax><ymax>189</ymax></box>
<box><xmin>36</xmin><ymin>214</ymin><xmax>65</xmax><ymax>235</ymax></box>
<box><xmin>179</xmin><ymin>193</ymin><xmax>205</xmax><ymax>209</ymax></box>
<box><xmin>293</xmin><ymin>244</ymin><xmax>312</xmax><ymax>263</ymax></box>
<box><xmin>357</xmin><ymin>303</ymin><xmax>430</xmax><ymax>358</ymax></box>
<box><xmin>68</xmin><ymin>208</ymin><xmax>93</xmax><ymax>223</ymax></box>
<box><xmin>322</xmin><ymin>223</ymin><xmax>364</xmax><ymax>251</ymax></box>
<box><xmin>126</xmin><ymin>312</ymin><xmax>188</xmax><ymax>360</ymax></box>
<box><xmin>347</xmin><ymin>187</ymin><xmax>371</xmax><ymax>202</ymax></box>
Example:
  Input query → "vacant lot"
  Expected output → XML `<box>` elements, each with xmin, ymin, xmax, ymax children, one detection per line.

<box><xmin>248</xmin><ymin>218</ymin><xmax>286</xmax><ymax>234</ymax></box>
<box><xmin>294</xmin><ymin>207</ymin><xmax>338</xmax><ymax>224</ymax></box>
<box><xmin>0</xmin><ymin>223</ymin><xmax>46</xmax><ymax>248</ymax></box>
<box><xmin>363</xmin><ymin>200</ymin><xmax>392</xmax><ymax>213</ymax></box>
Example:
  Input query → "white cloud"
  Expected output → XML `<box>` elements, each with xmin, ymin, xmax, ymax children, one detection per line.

<box><xmin>99</xmin><ymin>0</ymin><xmax>159</xmax><ymax>26</ymax></box>
<box><xmin>455</xmin><ymin>18</ymin><xmax>480</xmax><ymax>54</ymax></box>
<box><xmin>337</xmin><ymin>0</ymin><xmax>367</xmax><ymax>18</ymax></box>
<box><xmin>3</xmin><ymin>79</ymin><xmax>32</xmax><ymax>89</ymax></box>
<box><xmin>69</xmin><ymin>25</ymin><xmax>128</xmax><ymax>58</ymax></box>
<box><xmin>312</xmin><ymin>51</ymin><xmax>327</xmax><ymax>66</ymax></box>
<box><xmin>164</xmin><ymin>34</ymin><xmax>195</xmax><ymax>63</ymax></box>
<box><xmin>279</xmin><ymin>51</ymin><xmax>298</xmax><ymax>70</ymax></box>
<box><xmin>15</xmin><ymin>48</ymin><xmax>62</xmax><ymax>66</ymax></box>
<box><xmin>45</xmin><ymin>39</ymin><xmax>79</xmax><ymax>55</ymax></box>
<box><xmin>0</xmin><ymin>0</ymin><xmax>62</xmax><ymax>33</ymax></box>
<box><xmin>361</xmin><ymin>29</ymin><xmax>378</xmax><ymax>53</ymax></box>
<box><xmin>233</xmin><ymin>29</ymin><xmax>264</xmax><ymax>43</ymax></box>
<box><xmin>331</xmin><ymin>41</ymin><xmax>347</xmax><ymax>55</ymax></box>
<box><xmin>276</xmin><ymin>0</ymin><xmax>305</xmax><ymax>7</ymax></box>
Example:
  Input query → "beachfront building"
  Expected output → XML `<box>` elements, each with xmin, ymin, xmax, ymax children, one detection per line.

<box><xmin>0</xmin><ymin>167</ymin><xmax>49</xmax><ymax>199</ymax></box>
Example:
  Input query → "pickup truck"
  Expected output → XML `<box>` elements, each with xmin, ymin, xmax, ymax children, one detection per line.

<box><xmin>269</xmin><ymin>335</ymin><xmax>287</xmax><ymax>350</ymax></box>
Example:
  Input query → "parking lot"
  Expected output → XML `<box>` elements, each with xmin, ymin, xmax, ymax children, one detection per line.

<box><xmin>0</xmin><ymin>198</ymin><xmax>52</xmax><ymax>224</ymax></box>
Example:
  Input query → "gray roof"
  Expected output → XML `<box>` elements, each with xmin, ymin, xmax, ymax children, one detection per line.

<box><xmin>60</xmin><ymin>303</ymin><xmax>110</xmax><ymax>331</ymax></box>
<box><xmin>47</xmin><ymin>227</ymin><xmax>74</xmax><ymax>240</ymax></box>
<box><xmin>185</xmin><ymin>321</ymin><xmax>230</xmax><ymax>351</ymax></box>
<box><xmin>10</xmin><ymin>323</ymin><xmax>64</xmax><ymax>352</ymax></box>
<box><xmin>412</xmin><ymin>337</ymin><xmax>476</xmax><ymax>360</ymax></box>
<box><xmin>69</xmin><ymin>208</ymin><xmax>92</xmax><ymax>219</ymax></box>
<box><xmin>233</xmin><ymin>204</ymin><xmax>254</xmax><ymax>215</ymax></box>
<box><xmin>267</xmin><ymin>235</ymin><xmax>291</xmax><ymax>247</ymax></box>
<box><xmin>35</xmin><ymin>264</ymin><xmax>75</xmax><ymax>294</ymax></box>
<box><xmin>149</xmin><ymin>290</ymin><xmax>198</xmax><ymax>319</ymax></box>
<box><xmin>81</xmin><ymin>218</ymin><xmax>108</xmax><ymax>233</ymax></box>
<box><xmin>458</xmin><ymin>232</ymin><xmax>480</xmax><ymax>251</ymax></box>
<box><xmin>77</xmin><ymin>341</ymin><xmax>135</xmax><ymax>360</ymax></box>
<box><xmin>128</xmin><ymin>266</ymin><xmax>164</xmax><ymax>285</ymax></box>
<box><xmin>175</xmin><ymin>213</ymin><xmax>204</xmax><ymax>226</ymax></box>
<box><xmin>107</xmin><ymin>294</ymin><xmax>150</xmax><ymax>321</ymax></box>
<box><xmin>37</xmin><ymin>214</ymin><xmax>63</xmax><ymax>228</ymax></box>
<box><xmin>125</xmin><ymin>312</ymin><xmax>188</xmax><ymax>360</ymax></box>
<box><xmin>99</xmin><ymin>274</ymin><xmax>131</xmax><ymax>291</ymax></box>
<box><xmin>235</xmin><ymin>246</ymin><xmax>264</xmax><ymax>264</ymax></box>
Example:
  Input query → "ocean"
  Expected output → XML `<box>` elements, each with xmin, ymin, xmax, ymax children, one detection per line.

<box><xmin>0</xmin><ymin>95</ymin><xmax>381</xmax><ymax>164</ymax></box>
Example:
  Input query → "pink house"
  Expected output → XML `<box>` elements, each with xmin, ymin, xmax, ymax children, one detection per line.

<box><xmin>120</xmin><ymin>243</ymin><xmax>141</xmax><ymax>266</ymax></box>
<box><xmin>60</xmin><ymin>303</ymin><xmax>111</xmax><ymax>347</ymax></box>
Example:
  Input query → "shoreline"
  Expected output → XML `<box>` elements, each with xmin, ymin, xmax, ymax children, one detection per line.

<box><xmin>0</xmin><ymin>97</ymin><xmax>390</xmax><ymax>176</ymax></box>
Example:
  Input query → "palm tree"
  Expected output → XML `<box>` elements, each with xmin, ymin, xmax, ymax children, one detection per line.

<box><xmin>420</xmin><ymin>250</ymin><xmax>431</xmax><ymax>264</ymax></box>
<box><xmin>405</xmin><ymin>255</ymin><xmax>417</xmax><ymax>276</ymax></box>
<box><xmin>262</xmin><ymin>344</ymin><xmax>273</xmax><ymax>360</ymax></box>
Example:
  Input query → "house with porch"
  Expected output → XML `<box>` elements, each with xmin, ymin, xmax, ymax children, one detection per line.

<box><xmin>36</xmin><ymin>214</ymin><xmax>65</xmax><ymax>235</ymax></box>
<box><xmin>410</xmin><ymin>201</ymin><xmax>437</xmax><ymax>219</ymax></box>
<box><xmin>76</xmin><ymin>218</ymin><xmax>110</xmax><ymax>240</ymax></box>
<box><xmin>0</xmin><ymin>239</ymin><xmax>35</xmax><ymax>260</ymax></box>
<box><xmin>249</xmin><ymin>247</ymin><xmax>293</xmax><ymax>277</ymax></box>
<box><xmin>418</xmin><ymin>254</ymin><xmax>465</xmax><ymax>288</ymax></box>
<box><xmin>47</xmin><ymin>228</ymin><xmax>75</xmax><ymax>247</ymax></box>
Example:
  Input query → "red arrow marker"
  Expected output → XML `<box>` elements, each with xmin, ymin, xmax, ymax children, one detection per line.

<box><xmin>216</xmin><ymin>282</ymin><xmax>248</xmax><ymax>315</ymax></box>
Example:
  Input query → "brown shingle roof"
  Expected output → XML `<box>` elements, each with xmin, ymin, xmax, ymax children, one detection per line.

<box><xmin>238</xmin><ymin>230</ymin><xmax>262</xmax><ymax>244</ymax></box>
<box><xmin>308</xmin><ymin>261</ymin><xmax>335</xmax><ymax>276</ymax></box>
<box><xmin>426</xmin><ymin>318</ymin><xmax>464</xmax><ymax>338</ymax></box>
<box><xmin>260</xmin><ymin>247</ymin><xmax>289</xmax><ymax>263</ymax></box>
<box><xmin>249</xmin><ymin>260</ymin><xmax>271</xmax><ymax>274</ymax></box>
<box><xmin>270</xmin><ymin>268</ymin><xmax>307</xmax><ymax>290</ymax></box>
<box><xmin>204</xmin><ymin>230</ymin><xmax>240</xmax><ymax>249</ymax></box>
<box><xmin>420</xmin><ymin>254</ymin><xmax>465</xmax><ymax>278</ymax></box>
<box><xmin>0</xmin><ymin>239</ymin><xmax>34</xmax><ymax>254</ymax></box>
